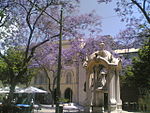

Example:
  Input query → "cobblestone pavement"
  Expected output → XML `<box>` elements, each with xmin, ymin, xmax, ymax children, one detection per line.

<box><xmin>33</xmin><ymin>104</ymin><xmax>141</xmax><ymax>113</ymax></box>
<box><xmin>34</xmin><ymin>108</ymin><xmax>84</xmax><ymax>113</ymax></box>
<box><xmin>34</xmin><ymin>108</ymin><xmax>141</xmax><ymax>113</ymax></box>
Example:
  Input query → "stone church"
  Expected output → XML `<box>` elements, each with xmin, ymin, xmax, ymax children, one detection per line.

<box><xmin>30</xmin><ymin>40</ymin><xmax>87</xmax><ymax>105</ymax></box>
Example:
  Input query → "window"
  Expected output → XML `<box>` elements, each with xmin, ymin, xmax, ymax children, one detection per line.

<box><xmin>34</xmin><ymin>71</ymin><xmax>47</xmax><ymax>84</ymax></box>
<box><xmin>66</xmin><ymin>72</ymin><xmax>72</xmax><ymax>84</ymax></box>
<box><xmin>64</xmin><ymin>60</ymin><xmax>73</xmax><ymax>66</ymax></box>
<box><xmin>34</xmin><ymin>76</ymin><xmax>38</xmax><ymax>84</ymax></box>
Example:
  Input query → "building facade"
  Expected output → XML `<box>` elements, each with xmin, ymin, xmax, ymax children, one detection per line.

<box><xmin>30</xmin><ymin>59</ymin><xmax>86</xmax><ymax>105</ymax></box>
<box><xmin>30</xmin><ymin>41</ymin><xmax>139</xmax><ymax>106</ymax></box>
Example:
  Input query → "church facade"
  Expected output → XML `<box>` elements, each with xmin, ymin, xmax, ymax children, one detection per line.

<box><xmin>30</xmin><ymin>40</ymin><xmax>87</xmax><ymax>105</ymax></box>
<box><xmin>30</xmin><ymin>55</ymin><xmax>87</xmax><ymax>105</ymax></box>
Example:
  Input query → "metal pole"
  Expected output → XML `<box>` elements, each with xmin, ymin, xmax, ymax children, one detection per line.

<box><xmin>56</xmin><ymin>7</ymin><xmax>63</xmax><ymax>113</ymax></box>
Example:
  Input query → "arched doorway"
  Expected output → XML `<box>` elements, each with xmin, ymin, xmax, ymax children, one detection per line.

<box><xmin>64</xmin><ymin>88</ymin><xmax>73</xmax><ymax>102</ymax></box>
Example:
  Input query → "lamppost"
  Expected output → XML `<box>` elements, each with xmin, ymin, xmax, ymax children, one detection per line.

<box><xmin>55</xmin><ymin>7</ymin><xmax>63</xmax><ymax>113</ymax></box>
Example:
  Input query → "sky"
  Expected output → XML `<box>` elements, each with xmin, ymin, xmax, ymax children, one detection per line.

<box><xmin>79</xmin><ymin>0</ymin><xmax>126</xmax><ymax>37</ymax></box>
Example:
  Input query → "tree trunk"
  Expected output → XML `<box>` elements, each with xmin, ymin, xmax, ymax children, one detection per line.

<box><xmin>51</xmin><ymin>91</ymin><xmax>55</xmax><ymax>107</ymax></box>
<box><xmin>8</xmin><ymin>84</ymin><xmax>16</xmax><ymax>105</ymax></box>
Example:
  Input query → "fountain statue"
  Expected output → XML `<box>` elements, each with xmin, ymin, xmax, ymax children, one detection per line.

<box><xmin>83</xmin><ymin>43</ymin><xmax>122</xmax><ymax>113</ymax></box>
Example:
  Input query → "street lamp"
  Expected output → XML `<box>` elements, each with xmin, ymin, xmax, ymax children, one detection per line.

<box><xmin>55</xmin><ymin>6</ymin><xmax>63</xmax><ymax>113</ymax></box>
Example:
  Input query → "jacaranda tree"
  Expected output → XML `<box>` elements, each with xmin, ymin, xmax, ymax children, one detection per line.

<box><xmin>0</xmin><ymin>1</ymin><xmax>103</xmax><ymax>112</ymax></box>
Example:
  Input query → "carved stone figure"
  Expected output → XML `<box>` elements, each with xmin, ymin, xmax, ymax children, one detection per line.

<box><xmin>93</xmin><ymin>65</ymin><xmax>107</xmax><ymax>90</ymax></box>
<box><xmin>83</xmin><ymin>43</ymin><xmax>116</xmax><ymax>68</ymax></box>
<box><xmin>97</xmin><ymin>69</ymin><xmax>107</xmax><ymax>90</ymax></box>
<box><xmin>83</xmin><ymin>42</ymin><xmax>122</xmax><ymax>113</ymax></box>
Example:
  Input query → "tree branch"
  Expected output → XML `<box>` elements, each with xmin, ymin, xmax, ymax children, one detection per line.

<box><xmin>143</xmin><ymin>0</ymin><xmax>146</xmax><ymax>10</ymax></box>
<box><xmin>26</xmin><ymin>34</ymin><xmax>59</xmax><ymax>64</ymax></box>
<box><xmin>131</xmin><ymin>0</ymin><xmax>150</xmax><ymax>24</ymax></box>
<box><xmin>26</xmin><ymin>7</ymin><xmax>33</xmax><ymax>31</ymax></box>
<box><xmin>53</xmin><ymin>74</ymin><xmax>57</xmax><ymax>91</ymax></box>
<box><xmin>0</xmin><ymin>3</ymin><xmax>9</xmax><ymax>27</ymax></box>
<box><xmin>27</xmin><ymin>0</ymin><xmax>60</xmax><ymax>24</ymax></box>
<box><xmin>32</xmin><ymin>3</ymin><xmax>49</xmax><ymax>30</ymax></box>
<box><xmin>34</xmin><ymin>57</ymin><xmax>55</xmax><ymax>93</ymax></box>
<box><xmin>14</xmin><ymin>1</ymin><xmax>28</xmax><ymax>13</ymax></box>
<box><xmin>0</xmin><ymin>15</ymin><xmax>8</xmax><ymax>27</ymax></box>
<box><xmin>24</xmin><ymin>1</ymin><xmax>51</xmax><ymax>66</ymax></box>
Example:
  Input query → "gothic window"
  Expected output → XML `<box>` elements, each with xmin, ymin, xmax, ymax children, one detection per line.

<box><xmin>34</xmin><ymin>71</ymin><xmax>47</xmax><ymax>84</ymax></box>
<box><xmin>66</xmin><ymin>72</ymin><xmax>72</xmax><ymax>84</ymax></box>
<box><xmin>64</xmin><ymin>59</ymin><xmax>73</xmax><ymax>66</ymax></box>
<box><xmin>34</xmin><ymin>76</ymin><xmax>38</xmax><ymax>84</ymax></box>
<box><xmin>34</xmin><ymin>75</ymin><xmax>41</xmax><ymax>84</ymax></box>
<box><xmin>39</xmin><ymin>75</ymin><xmax>44</xmax><ymax>84</ymax></box>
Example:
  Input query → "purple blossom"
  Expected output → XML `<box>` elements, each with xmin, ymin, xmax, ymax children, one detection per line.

<box><xmin>33</xmin><ymin>36</ymin><xmax>117</xmax><ymax>69</ymax></box>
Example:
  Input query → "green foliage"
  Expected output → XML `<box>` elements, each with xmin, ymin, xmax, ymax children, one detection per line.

<box><xmin>121</xmin><ymin>66</ymin><xmax>135</xmax><ymax>87</ymax></box>
<box><xmin>132</xmin><ymin>38</ymin><xmax>150</xmax><ymax>90</ymax></box>
<box><xmin>0</xmin><ymin>10</ymin><xmax>5</xmax><ymax>18</ymax></box>
<box><xmin>138</xmin><ymin>92</ymin><xmax>150</xmax><ymax>111</ymax></box>
<box><xmin>59</xmin><ymin>98</ymin><xmax>69</xmax><ymax>103</ymax></box>
<box><xmin>122</xmin><ymin>37</ymin><xmax>150</xmax><ymax>94</ymax></box>
<box><xmin>0</xmin><ymin>47</ymin><xmax>36</xmax><ymax>86</ymax></box>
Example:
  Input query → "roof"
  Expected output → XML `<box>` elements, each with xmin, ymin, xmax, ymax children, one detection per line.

<box><xmin>19</xmin><ymin>86</ymin><xmax>47</xmax><ymax>93</ymax></box>
<box><xmin>0</xmin><ymin>86</ymin><xmax>47</xmax><ymax>93</ymax></box>
<box><xmin>114</xmin><ymin>48</ymin><xmax>139</xmax><ymax>54</ymax></box>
